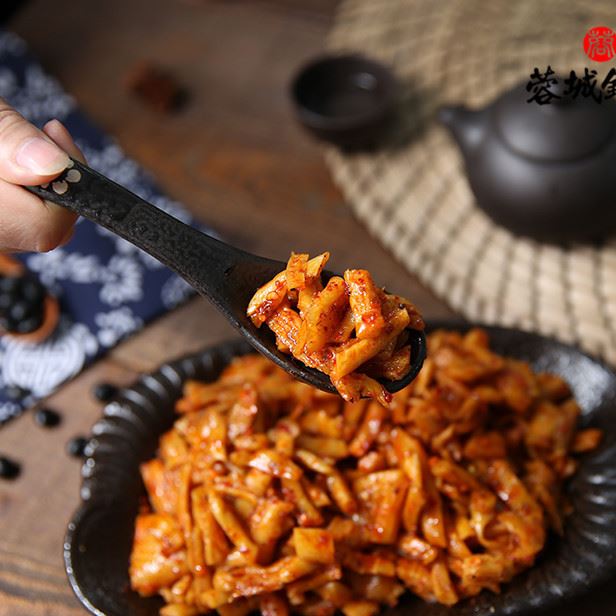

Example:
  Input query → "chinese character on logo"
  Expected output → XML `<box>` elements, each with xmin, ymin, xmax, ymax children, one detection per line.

<box><xmin>583</xmin><ymin>26</ymin><xmax>616</xmax><ymax>62</ymax></box>
<box><xmin>526</xmin><ymin>66</ymin><xmax>561</xmax><ymax>105</ymax></box>
<box><xmin>601</xmin><ymin>68</ymin><xmax>616</xmax><ymax>99</ymax></box>
<box><xmin>563</xmin><ymin>68</ymin><xmax>603</xmax><ymax>102</ymax></box>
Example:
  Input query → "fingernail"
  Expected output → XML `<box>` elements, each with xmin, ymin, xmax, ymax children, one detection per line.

<box><xmin>16</xmin><ymin>137</ymin><xmax>69</xmax><ymax>175</ymax></box>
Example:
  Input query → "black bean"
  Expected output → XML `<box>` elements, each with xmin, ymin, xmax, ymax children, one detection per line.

<box><xmin>9</xmin><ymin>300</ymin><xmax>33</xmax><ymax>322</ymax></box>
<box><xmin>4</xmin><ymin>315</ymin><xmax>19</xmax><ymax>331</ymax></box>
<box><xmin>67</xmin><ymin>436</ymin><xmax>89</xmax><ymax>458</ymax></box>
<box><xmin>21</xmin><ymin>279</ymin><xmax>45</xmax><ymax>303</ymax></box>
<box><xmin>34</xmin><ymin>407</ymin><xmax>61</xmax><ymax>428</ymax></box>
<box><xmin>0</xmin><ymin>292</ymin><xmax>12</xmax><ymax>311</ymax></box>
<box><xmin>4</xmin><ymin>385</ymin><xmax>30</xmax><ymax>401</ymax></box>
<box><xmin>16</xmin><ymin>315</ymin><xmax>43</xmax><ymax>334</ymax></box>
<box><xmin>0</xmin><ymin>276</ymin><xmax>21</xmax><ymax>294</ymax></box>
<box><xmin>93</xmin><ymin>382</ymin><xmax>118</xmax><ymax>402</ymax></box>
<box><xmin>0</xmin><ymin>456</ymin><xmax>20</xmax><ymax>480</ymax></box>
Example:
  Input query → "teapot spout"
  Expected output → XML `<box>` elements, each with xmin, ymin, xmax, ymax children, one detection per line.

<box><xmin>439</xmin><ymin>105</ymin><xmax>486</xmax><ymax>155</ymax></box>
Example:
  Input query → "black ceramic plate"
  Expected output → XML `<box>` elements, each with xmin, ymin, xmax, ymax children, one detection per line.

<box><xmin>65</xmin><ymin>323</ymin><xmax>616</xmax><ymax>616</ymax></box>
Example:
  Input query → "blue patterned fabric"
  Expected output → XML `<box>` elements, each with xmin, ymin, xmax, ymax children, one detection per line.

<box><xmin>0</xmin><ymin>30</ymin><xmax>209</xmax><ymax>422</ymax></box>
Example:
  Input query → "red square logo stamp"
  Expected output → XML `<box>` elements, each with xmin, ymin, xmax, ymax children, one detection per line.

<box><xmin>583</xmin><ymin>26</ymin><xmax>616</xmax><ymax>62</ymax></box>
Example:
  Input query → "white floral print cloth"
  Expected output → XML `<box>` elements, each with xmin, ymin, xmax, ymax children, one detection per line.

<box><xmin>0</xmin><ymin>30</ymin><xmax>210</xmax><ymax>422</ymax></box>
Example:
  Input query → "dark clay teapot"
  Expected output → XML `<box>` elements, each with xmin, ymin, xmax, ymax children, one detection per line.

<box><xmin>439</xmin><ymin>80</ymin><xmax>616</xmax><ymax>243</ymax></box>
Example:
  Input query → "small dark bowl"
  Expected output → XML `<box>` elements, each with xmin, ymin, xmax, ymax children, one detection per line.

<box><xmin>290</xmin><ymin>53</ymin><xmax>398</xmax><ymax>150</ymax></box>
<box><xmin>65</xmin><ymin>324</ymin><xmax>616</xmax><ymax>616</ymax></box>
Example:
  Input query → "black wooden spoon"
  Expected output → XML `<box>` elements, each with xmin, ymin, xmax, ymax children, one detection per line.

<box><xmin>26</xmin><ymin>159</ymin><xmax>426</xmax><ymax>395</ymax></box>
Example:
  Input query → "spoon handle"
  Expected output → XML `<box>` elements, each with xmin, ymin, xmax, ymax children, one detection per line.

<box><xmin>25</xmin><ymin>158</ymin><xmax>240</xmax><ymax>301</ymax></box>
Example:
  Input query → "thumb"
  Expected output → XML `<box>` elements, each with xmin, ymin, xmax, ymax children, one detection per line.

<box><xmin>0</xmin><ymin>97</ymin><xmax>70</xmax><ymax>185</ymax></box>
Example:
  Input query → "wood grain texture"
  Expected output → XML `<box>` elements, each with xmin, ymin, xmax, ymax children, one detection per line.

<box><xmin>0</xmin><ymin>360</ymin><xmax>139</xmax><ymax>615</ymax></box>
<box><xmin>1</xmin><ymin>0</ymin><xmax>453</xmax><ymax>614</ymax></box>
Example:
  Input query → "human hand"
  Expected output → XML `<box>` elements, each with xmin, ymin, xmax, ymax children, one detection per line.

<box><xmin>0</xmin><ymin>97</ymin><xmax>85</xmax><ymax>252</ymax></box>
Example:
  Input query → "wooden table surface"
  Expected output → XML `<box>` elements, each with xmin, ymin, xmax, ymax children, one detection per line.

<box><xmin>0</xmin><ymin>1</ymin><xmax>611</xmax><ymax>615</ymax></box>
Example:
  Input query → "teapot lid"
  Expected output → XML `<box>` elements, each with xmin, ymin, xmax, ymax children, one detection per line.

<box><xmin>495</xmin><ymin>80</ymin><xmax>616</xmax><ymax>162</ymax></box>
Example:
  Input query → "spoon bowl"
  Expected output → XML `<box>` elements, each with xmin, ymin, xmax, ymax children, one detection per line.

<box><xmin>26</xmin><ymin>159</ymin><xmax>426</xmax><ymax>395</ymax></box>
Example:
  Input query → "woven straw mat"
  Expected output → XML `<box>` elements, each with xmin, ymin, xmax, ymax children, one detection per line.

<box><xmin>326</xmin><ymin>0</ymin><xmax>616</xmax><ymax>364</ymax></box>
